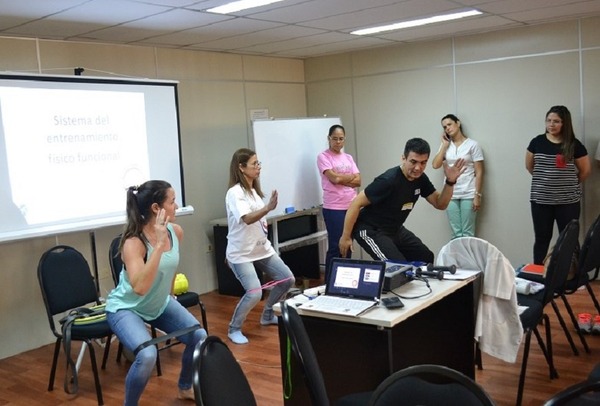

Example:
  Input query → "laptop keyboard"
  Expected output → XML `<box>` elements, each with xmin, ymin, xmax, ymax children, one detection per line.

<box><xmin>311</xmin><ymin>295</ymin><xmax>371</xmax><ymax>310</ymax></box>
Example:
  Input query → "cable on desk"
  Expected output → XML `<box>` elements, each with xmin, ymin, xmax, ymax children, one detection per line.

<box><xmin>392</xmin><ymin>276</ymin><xmax>433</xmax><ymax>299</ymax></box>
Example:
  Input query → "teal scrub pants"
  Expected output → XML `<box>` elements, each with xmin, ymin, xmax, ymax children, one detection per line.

<box><xmin>447</xmin><ymin>198</ymin><xmax>477</xmax><ymax>239</ymax></box>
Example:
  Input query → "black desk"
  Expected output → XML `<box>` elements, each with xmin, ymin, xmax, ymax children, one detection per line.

<box><xmin>277</xmin><ymin>275</ymin><xmax>478</xmax><ymax>405</ymax></box>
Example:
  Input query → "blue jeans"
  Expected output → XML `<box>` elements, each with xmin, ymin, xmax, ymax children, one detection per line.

<box><xmin>447</xmin><ymin>198</ymin><xmax>477</xmax><ymax>239</ymax></box>
<box><xmin>228</xmin><ymin>254</ymin><xmax>295</xmax><ymax>333</ymax></box>
<box><xmin>323</xmin><ymin>208</ymin><xmax>349</xmax><ymax>281</ymax></box>
<box><xmin>107</xmin><ymin>298</ymin><xmax>207</xmax><ymax>406</ymax></box>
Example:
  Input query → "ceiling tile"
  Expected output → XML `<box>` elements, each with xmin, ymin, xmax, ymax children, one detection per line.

<box><xmin>0</xmin><ymin>0</ymin><xmax>599</xmax><ymax>58</ymax></box>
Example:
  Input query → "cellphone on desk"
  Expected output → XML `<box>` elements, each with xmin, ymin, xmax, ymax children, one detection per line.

<box><xmin>382</xmin><ymin>296</ymin><xmax>404</xmax><ymax>309</ymax></box>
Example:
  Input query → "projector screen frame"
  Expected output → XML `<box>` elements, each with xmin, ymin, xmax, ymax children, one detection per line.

<box><xmin>0</xmin><ymin>72</ymin><xmax>188</xmax><ymax>244</ymax></box>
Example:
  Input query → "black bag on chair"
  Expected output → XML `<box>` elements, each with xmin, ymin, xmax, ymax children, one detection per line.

<box><xmin>60</xmin><ymin>304</ymin><xmax>108</xmax><ymax>394</ymax></box>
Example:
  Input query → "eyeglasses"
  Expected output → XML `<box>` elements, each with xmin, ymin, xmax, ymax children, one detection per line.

<box><xmin>248</xmin><ymin>161</ymin><xmax>261</xmax><ymax>168</ymax></box>
<box><xmin>329</xmin><ymin>137</ymin><xmax>345</xmax><ymax>142</ymax></box>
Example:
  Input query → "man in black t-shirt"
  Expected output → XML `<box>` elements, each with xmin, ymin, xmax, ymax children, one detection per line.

<box><xmin>339</xmin><ymin>138</ymin><xmax>464</xmax><ymax>263</ymax></box>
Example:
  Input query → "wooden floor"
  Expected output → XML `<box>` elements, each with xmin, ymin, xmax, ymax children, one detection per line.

<box><xmin>2</xmin><ymin>280</ymin><xmax>600</xmax><ymax>405</ymax></box>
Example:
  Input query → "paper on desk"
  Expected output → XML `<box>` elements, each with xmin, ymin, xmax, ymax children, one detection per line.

<box><xmin>443</xmin><ymin>269</ymin><xmax>481</xmax><ymax>280</ymax></box>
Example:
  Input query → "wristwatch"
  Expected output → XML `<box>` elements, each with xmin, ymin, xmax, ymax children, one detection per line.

<box><xmin>475</xmin><ymin>192</ymin><xmax>482</xmax><ymax>198</ymax></box>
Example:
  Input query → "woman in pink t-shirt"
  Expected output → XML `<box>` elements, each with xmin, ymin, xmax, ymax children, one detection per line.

<box><xmin>317</xmin><ymin>125</ymin><xmax>361</xmax><ymax>281</ymax></box>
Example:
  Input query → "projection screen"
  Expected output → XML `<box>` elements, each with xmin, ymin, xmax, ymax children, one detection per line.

<box><xmin>0</xmin><ymin>73</ymin><xmax>186</xmax><ymax>243</ymax></box>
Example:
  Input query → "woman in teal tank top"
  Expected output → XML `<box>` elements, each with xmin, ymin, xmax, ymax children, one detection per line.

<box><xmin>106</xmin><ymin>180</ymin><xmax>206</xmax><ymax>405</ymax></box>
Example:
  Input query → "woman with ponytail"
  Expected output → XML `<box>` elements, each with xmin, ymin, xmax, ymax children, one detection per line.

<box><xmin>106</xmin><ymin>180</ymin><xmax>206</xmax><ymax>404</ymax></box>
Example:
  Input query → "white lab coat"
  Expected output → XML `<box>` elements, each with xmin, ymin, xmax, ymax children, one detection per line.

<box><xmin>437</xmin><ymin>237</ymin><xmax>523</xmax><ymax>363</ymax></box>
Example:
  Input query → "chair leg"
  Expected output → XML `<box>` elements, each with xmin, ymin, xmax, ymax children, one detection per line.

<box><xmin>151</xmin><ymin>327</ymin><xmax>162</xmax><ymax>376</ymax></box>
<box><xmin>198</xmin><ymin>302</ymin><xmax>209</xmax><ymax>335</ymax></box>
<box><xmin>87</xmin><ymin>341</ymin><xmax>104</xmax><ymax>406</ymax></box>
<box><xmin>585</xmin><ymin>282</ymin><xmax>600</xmax><ymax>315</ymax></box>
<box><xmin>551</xmin><ymin>299</ymin><xmax>579</xmax><ymax>356</ymax></box>
<box><xmin>475</xmin><ymin>342</ymin><xmax>483</xmax><ymax>370</ymax></box>
<box><xmin>516</xmin><ymin>330</ymin><xmax>532</xmax><ymax>406</ymax></box>
<box><xmin>116</xmin><ymin>342</ymin><xmax>123</xmax><ymax>363</ymax></box>
<box><xmin>560</xmin><ymin>293</ymin><xmax>590</xmax><ymax>353</ymax></box>
<box><xmin>101</xmin><ymin>334</ymin><xmax>112</xmax><ymax>369</ymax></box>
<box><xmin>535</xmin><ymin>314</ymin><xmax>558</xmax><ymax>379</ymax></box>
<box><xmin>155</xmin><ymin>344</ymin><xmax>162</xmax><ymax>376</ymax></box>
<box><xmin>48</xmin><ymin>339</ymin><xmax>62</xmax><ymax>391</ymax></box>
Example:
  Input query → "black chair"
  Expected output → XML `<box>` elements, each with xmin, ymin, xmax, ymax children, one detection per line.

<box><xmin>368</xmin><ymin>364</ymin><xmax>495</xmax><ymax>406</ymax></box>
<box><xmin>519</xmin><ymin>220</ymin><xmax>588</xmax><ymax>356</ymax></box>
<box><xmin>192</xmin><ymin>335</ymin><xmax>257</xmax><ymax>406</ymax></box>
<box><xmin>280</xmin><ymin>301</ymin><xmax>372</xmax><ymax>406</ymax></box>
<box><xmin>543</xmin><ymin>381</ymin><xmax>600</xmax><ymax>406</ymax></box>
<box><xmin>544</xmin><ymin>362</ymin><xmax>600</xmax><ymax>406</ymax></box>
<box><xmin>517</xmin><ymin>219</ymin><xmax>580</xmax><ymax>406</ymax></box>
<box><xmin>108</xmin><ymin>235</ymin><xmax>209</xmax><ymax>374</ymax></box>
<box><xmin>558</xmin><ymin>214</ymin><xmax>600</xmax><ymax>347</ymax></box>
<box><xmin>37</xmin><ymin>245</ymin><xmax>113</xmax><ymax>405</ymax></box>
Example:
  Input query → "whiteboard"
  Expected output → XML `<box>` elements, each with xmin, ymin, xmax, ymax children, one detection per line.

<box><xmin>253</xmin><ymin>117</ymin><xmax>341</xmax><ymax>215</ymax></box>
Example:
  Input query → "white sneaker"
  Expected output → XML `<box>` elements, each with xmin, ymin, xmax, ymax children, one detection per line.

<box><xmin>228</xmin><ymin>330</ymin><xmax>249</xmax><ymax>345</ymax></box>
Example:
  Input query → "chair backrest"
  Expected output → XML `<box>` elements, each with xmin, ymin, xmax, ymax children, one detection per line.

<box><xmin>543</xmin><ymin>219</ymin><xmax>580</xmax><ymax>303</ymax></box>
<box><xmin>192</xmin><ymin>335</ymin><xmax>256</xmax><ymax>406</ymax></box>
<box><xmin>436</xmin><ymin>236</ymin><xmax>523</xmax><ymax>363</ymax></box>
<box><xmin>37</xmin><ymin>245</ymin><xmax>100</xmax><ymax>333</ymax></box>
<box><xmin>281</xmin><ymin>301</ymin><xmax>330</xmax><ymax>406</ymax></box>
<box><xmin>543</xmin><ymin>379</ymin><xmax>600</xmax><ymax>406</ymax></box>
<box><xmin>578</xmin><ymin>214</ymin><xmax>600</xmax><ymax>283</ymax></box>
<box><xmin>437</xmin><ymin>236</ymin><xmax>515</xmax><ymax>275</ymax></box>
<box><xmin>368</xmin><ymin>364</ymin><xmax>495</xmax><ymax>406</ymax></box>
<box><xmin>108</xmin><ymin>235</ymin><xmax>123</xmax><ymax>286</ymax></box>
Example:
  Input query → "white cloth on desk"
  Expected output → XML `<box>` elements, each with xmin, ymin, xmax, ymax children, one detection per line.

<box><xmin>437</xmin><ymin>237</ymin><xmax>523</xmax><ymax>363</ymax></box>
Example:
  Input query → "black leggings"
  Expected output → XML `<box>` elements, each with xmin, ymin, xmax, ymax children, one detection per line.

<box><xmin>531</xmin><ymin>201</ymin><xmax>580</xmax><ymax>264</ymax></box>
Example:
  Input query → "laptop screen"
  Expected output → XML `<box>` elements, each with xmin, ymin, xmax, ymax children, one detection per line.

<box><xmin>326</xmin><ymin>258</ymin><xmax>386</xmax><ymax>300</ymax></box>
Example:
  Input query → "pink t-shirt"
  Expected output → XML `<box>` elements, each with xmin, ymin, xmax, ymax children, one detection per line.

<box><xmin>317</xmin><ymin>149</ymin><xmax>359</xmax><ymax>210</ymax></box>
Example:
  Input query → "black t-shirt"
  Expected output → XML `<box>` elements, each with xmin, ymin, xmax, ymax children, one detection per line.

<box><xmin>356</xmin><ymin>166</ymin><xmax>435</xmax><ymax>233</ymax></box>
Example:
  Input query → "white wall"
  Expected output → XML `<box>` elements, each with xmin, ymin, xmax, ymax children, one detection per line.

<box><xmin>306</xmin><ymin>17</ymin><xmax>600</xmax><ymax>266</ymax></box>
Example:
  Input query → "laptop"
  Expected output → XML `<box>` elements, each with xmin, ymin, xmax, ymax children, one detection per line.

<box><xmin>300</xmin><ymin>257</ymin><xmax>386</xmax><ymax>317</ymax></box>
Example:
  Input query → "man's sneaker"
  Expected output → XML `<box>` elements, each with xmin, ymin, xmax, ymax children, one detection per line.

<box><xmin>578</xmin><ymin>313</ymin><xmax>592</xmax><ymax>333</ymax></box>
<box><xmin>228</xmin><ymin>330</ymin><xmax>249</xmax><ymax>345</ymax></box>
<box><xmin>592</xmin><ymin>315</ymin><xmax>600</xmax><ymax>335</ymax></box>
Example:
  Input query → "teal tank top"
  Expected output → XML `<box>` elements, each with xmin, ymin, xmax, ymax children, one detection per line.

<box><xmin>106</xmin><ymin>224</ymin><xmax>179</xmax><ymax>320</ymax></box>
